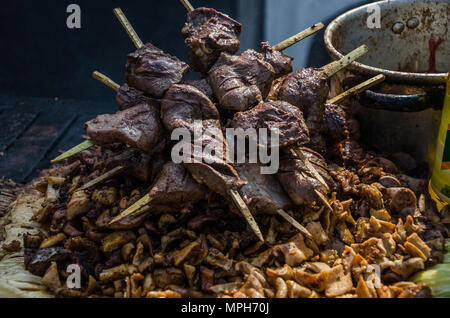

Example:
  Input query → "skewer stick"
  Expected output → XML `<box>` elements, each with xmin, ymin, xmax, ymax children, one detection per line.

<box><xmin>180</xmin><ymin>0</ymin><xmax>194</xmax><ymax>12</ymax></box>
<box><xmin>110</xmin><ymin>194</ymin><xmax>153</xmax><ymax>224</ymax></box>
<box><xmin>229</xmin><ymin>189</ymin><xmax>264</xmax><ymax>242</ymax></box>
<box><xmin>272</xmin><ymin>22</ymin><xmax>325</xmax><ymax>51</ymax></box>
<box><xmin>80</xmin><ymin>166</ymin><xmax>125</xmax><ymax>190</ymax></box>
<box><xmin>323</xmin><ymin>44</ymin><xmax>369</xmax><ymax>78</ymax></box>
<box><xmin>92</xmin><ymin>71</ymin><xmax>121</xmax><ymax>92</ymax></box>
<box><xmin>113</xmin><ymin>8</ymin><xmax>144</xmax><ymax>49</ymax></box>
<box><xmin>327</xmin><ymin>74</ymin><xmax>385</xmax><ymax>105</ymax></box>
<box><xmin>51</xmin><ymin>140</ymin><xmax>94</xmax><ymax>164</ymax></box>
<box><xmin>291</xmin><ymin>148</ymin><xmax>329</xmax><ymax>192</ymax></box>
<box><xmin>276</xmin><ymin>209</ymin><xmax>312</xmax><ymax>239</ymax></box>
<box><xmin>314</xmin><ymin>189</ymin><xmax>332</xmax><ymax>211</ymax></box>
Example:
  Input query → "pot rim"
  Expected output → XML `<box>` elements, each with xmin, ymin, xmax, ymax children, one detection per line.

<box><xmin>324</xmin><ymin>0</ymin><xmax>448</xmax><ymax>85</ymax></box>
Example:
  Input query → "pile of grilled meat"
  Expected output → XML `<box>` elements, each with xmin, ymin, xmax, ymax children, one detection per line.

<box><xmin>22</xmin><ymin>7</ymin><xmax>449</xmax><ymax>298</ymax></box>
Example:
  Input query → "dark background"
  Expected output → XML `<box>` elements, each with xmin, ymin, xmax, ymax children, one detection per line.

<box><xmin>0</xmin><ymin>0</ymin><xmax>243</xmax><ymax>104</ymax></box>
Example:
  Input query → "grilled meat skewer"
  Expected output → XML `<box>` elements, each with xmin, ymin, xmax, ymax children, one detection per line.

<box><xmin>182</xmin><ymin>7</ymin><xmax>242</xmax><ymax>73</ymax></box>
<box><xmin>113</xmin><ymin>84</ymin><xmax>263</xmax><ymax>241</ymax></box>
<box><xmin>269</xmin><ymin>45</ymin><xmax>368</xmax><ymax>140</ymax></box>
<box><xmin>113</xmin><ymin>8</ymin><xmax>190</xmax><ymax>98</ymax></box>
<box><xmin>110</xmin><ymin>161</ymin><xmax>208</xmax><ymax>223</ymax></box>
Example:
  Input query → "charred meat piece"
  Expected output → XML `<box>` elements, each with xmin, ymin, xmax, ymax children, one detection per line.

<box><xmin>236</xmin><ymin>162</ymin><xmax>293</xmax><ymax>215</ymax></box>
<box><xmin>322</xmin><ymin>103</ymin><xmax>348</xmax><ymax>143</ymax></box>
<box><xmin>181</xmin><ymin>7</ymin><xmax>241</xmax><ymax>73</ymax></box>
<box><xmin>148</xmin><ymin>162</ymin><xmax>208</xmax><ymax>213</ymax></box>
<box><xmin>84</xmin><ymin>103</ymin><xmax>163</xmax><ymax>152</ymax></box>
<box><xmin>105</xmin><ymin>148</ymin><xmax>154</xmax><ymax>183</ymax></box>
<box><xmin>270</xmin><ymin>67</ymin><xmax>329</xmax><ymax>135</ymax></box>
<box><xmin>311</xmin><ymin>103</ymin><xmax>349</xmax><ymax>157</ymax></box>
<box><xmin>162</xmin><ymin>84</ymin><xmax>245</xmax><ymax>199</ymax></box>
<box><xmin>161</xmin><ymin>84</ymin><xmax>219</xmax><ymax>131</ymax></box>
<box><xmin>116</xmin><ymin>83</ymin><xmax>157</xmax><ymax>111</ymax></box>
<box><xmin>126</xmin><ymin>43</ymin><xmax>189</xmax><ymax>97</ymax></box>
<box><xmin>277</xmin><ymin>149</ymin><xmax>333</xmax><ymax>206</ymax></box>
<box><xmin>25</xmin><ymin>247</ymin><xmax>71</xmax><ymax>276</ymax></box>
<box><xmin>182</xmin><ymin>78</ymin><xmax>215</xmax><ymax>101</ymax></box>
<box><xmin>185</xmin><ymin>159</ymin><xmax>245</xmax><ymax>200</ymax></box>
<box><xmin>230</xmin><ymin>101</ymin><xmax>310</xmax><ymax>149</ymax></box>
<box><xmin>259</xmin><ymin>41</ymin><xmax>293</xmax><ymax>78</ymax></box>
<box><xmin>208</xmin><ymin>50</ymin><xmax>275</xmax><ymax>111</ymax></box>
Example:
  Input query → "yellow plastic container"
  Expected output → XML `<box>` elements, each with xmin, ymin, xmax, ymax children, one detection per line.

<box><xmin>430</xmin><ymin>74</ymin><xmax>450</xmax><ymax>205</ymax></box>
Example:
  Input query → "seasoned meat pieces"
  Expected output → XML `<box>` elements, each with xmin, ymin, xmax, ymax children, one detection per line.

<box><xmin>310</xmin><ymin>103</ymin><xmax>349</xmax><ymax>156</ymax></box>
<box><xmin>105</xmin><ymin>148</ymin><xmax>153</xmax><ymax>183</ymax></box>
<box><xmin>184</xmin><ymin>159</ymin><xmax>245</xmax><ymax>199</ymax></box>
<box><xmin>260</xmin><ymin>41</ymin><xmax>293</xmax><ymax>78</ymax></box>
<box><xmin>230</xmin><ymin>101</ymin><xmax>310</xmax><ymax>149</ymax></box>
<box><xmin>162</xmin><ymin>84</ymin><xmax>245</xmax><ymax>199</ymax></box>
<box><xmin>208</xmin><ymin>50</ymin><xmax>275</xmax><ymax>111</ymax></box>
<box><xmin>125</xmin><ymin>43</ymin><xmax>189</xmax><ymax>97</ymax></box>
<box><xmin>148</xmin><ymin>162</ymin><xmax>208</xmax><ymax>213</ymax></box>
<box><xmin>236</xmin><ymin>162</ymin><xmax>292</xmax><ymax>215</ymax></box>
<box><xmin>277</xmin><ymin>149</ymin><xmax>333</xmax><ymax>206</ymax></box>
<box><xmin>322</xmin><ymin>103</ymin><xmax>348</xmax><ymax>143</ymax></box>
<box><xmin>161</xmin><ymin>84</ymin><xmax>220</xmax><ymax>131</ymax></box>
<box><xmin>182</xmin><ymin>78</ymin><xmax>215</xmax><ymax>101</ymax></box>
<box><xmin>181</xmin><ymin>7</ymin><xmax>241</xmax><ymax>73</ymax></box>
<box><xmin>271</xmin><ymin>67</ymin><xmax>329</xmax><ymax>135</ymax></box>
<box><xmin>116</xmin><ymin>83</ymin><xmax>156</xmax><ymax>111</ymax></box>
<box><xmin>84</xmin><ymin>103</ymin><xmax>163</xmax><ymax>152</ymax></box>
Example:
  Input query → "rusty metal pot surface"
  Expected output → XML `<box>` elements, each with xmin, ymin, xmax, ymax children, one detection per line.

<box><xmin>324</xmin><ymin>0</ymin><xmax>449</xmax><ymax>85</ymax></box>
<box><xmin>324</xmin><ymin>0</ymin><xmax>449</xmax><ymax>166</ymax></box>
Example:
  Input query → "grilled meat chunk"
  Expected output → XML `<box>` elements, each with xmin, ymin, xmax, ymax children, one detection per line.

<box><xmin>161</xmin><ymin>84</ymin><xmax>220</xmax><ymax>131</ymax></box>
<box><xmin>236</xmin><ymin>162</ymin><xmax>292</xmax><ymax>215</ymax></box>
<box><xmin>105</xmin><ymin>148</ymin><xmax>154</xmax><ymax>183</ymax></box>
<box><xmin>25</xmin><ymin>247</ymin><xmax>71</xmax><ymax>276</ymax></box>
<box><xmin>230</xmin><ymin>101</ymin><xmax>310</xmax><ymax>149</ymax></box>
<box><xmin>277</xmin><ymin>149</ymin><xmax>333</xmax><ymax>206</ymax></box>
<box><xmin>271</xmin><ymin>67</ymin><xmax>329</xmax><ymax>135</ymax></box>
<box><xmin>116</xmin><ymin>83</ymin><xmax>156</xmax><ymax>111</ymax></box>
<box><xmin>259</xmin><ymin>41</ymin><xmax>293</xmax><ymax>78</ymax></box>
<box><xmin>162</xmin><ymin>84</ymin><xmax>245</xmax><ymax>199</ymax></box>
<box><xmin>126</xmin><ymin>43</ymin><xmax>189</xmax><ymax>97</ymax></box>
<box><xmin>84</xmin><ymin>103</ymin><xmax>163</xmax><ymax>152</ymax></box>
<box><xmin>208</xmin><ymin>50</ymin><xmax>275</xmax><ymax>111</ymax></box>
<box><xmin>148</xmin><ymin>162</ymin><xmax>208</xmax><ymax>213</ymax></box>
<box><xmin>182</xmin><ymin>78</ymin><xmax>215</xmax><ymax>101</ymax></box>
<box><xmin>181</xmin><ymin>7</ymin><xmax>241</xmax><ymax>73</ymax></box>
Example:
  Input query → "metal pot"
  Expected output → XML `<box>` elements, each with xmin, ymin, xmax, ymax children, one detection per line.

<box><xmin>324</xmin><ymin>0</ymin><xmax>449</xmax><ymax>166</ymax></box>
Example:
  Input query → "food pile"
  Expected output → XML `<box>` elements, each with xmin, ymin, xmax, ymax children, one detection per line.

<box><xmin>18</xmin><ymin>6</ymin><xmax>449</xmax><ymax>298</ymax></box>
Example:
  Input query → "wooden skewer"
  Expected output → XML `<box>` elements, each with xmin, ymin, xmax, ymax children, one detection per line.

<box><xmin>80</xmin><ymin>166</ymin><xmax>125</xmax><ymax>190</ymax></box>
<box><xmin>272</xmin><ymin>22</ymin><xmax>325</xmax><ymax>52</ymax></box>
<box><xmin>276</xmin><ymin>209</ymin><xmax>312</xmax><ymax>239</ymax></box>
<box><xmin>289</xmin><ymin>45</ymin><xmax>369</xmax><ymax>191</ymax></box>
<box><xmin>180</xmin><ymin>0</ymin><xmax>194</xmax><ymax>12</ymax></box>
<box><xmin>110</xmin><ymin>193</ymin><xmax>154</xmax><ymax>224</ymax></box>
<box><xmin>51</xmin><ymin>7</ymin><xmax>148</xmax><ymax>165</ymax></box>
<box><xmin>113</xmin><ymin>8</ymin><xmax>144</xmax><ymax>49</ymax></box>
<box><xmin>229</xmin><ymin>189</ymin><xmax>264</xmax><ymax>242</ymax></box>
<box><xmin>92</xmin><ymin>71</ymin><xmax>121</xmax><ymax>92</ymax></box>
<box><xmin>327</xmin><ymin>74</ymin><xmax>385</xmax><ymax>105</ymax></box>
<box><xmin>314</xmin><ymin>189</ymin><xmax>332</xmax><ymax>211</ymax></box>
<box><xmin>291</xmin><ymin>148</ymin><xmax>329</xmax><ymax>192</ymax></box>
<box><xmin>323</xmin><ymin>44</ymin><xmax>369</xmax><ymax>78</ymax></box>
<box><xmin>51</xmin><ymin>140</ymin><xmax>94</xmax><ymax>164</ymax></box>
